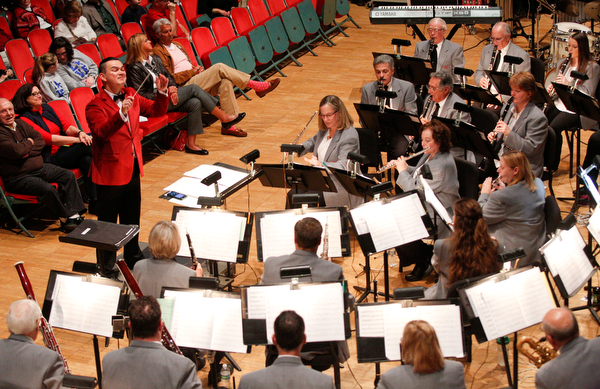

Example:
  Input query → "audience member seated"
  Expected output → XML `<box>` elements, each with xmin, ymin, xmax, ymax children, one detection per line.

<box><xmin>535</xmin><ymin>308</ymin><xmax>600</xmax><ymax>389</ymax></box>
<box><xmin>239</xmin><ymin>311</ymin><xmax>336</xmax><ymax>389</ymax></box>
<box><xmin>82</xmin><ymin>0</ymin><xmax>120</xmax><ymax>38</ymax></box>
<box><xmin>13</xmin><ymin>83</ymin><xmax>97</xmax><ymax>213</ymax></box>
<box><xmin>145</xmin><ymin>0</ymin><xmax>190</xmax><ymax>43</ymax></box>
<box><xmin>196</xmin><ymin>0</ymin><xmax>238</xmax><ymax>20</ymax></box>
<box><xmin>152</xmin><ymin>18</ymin><xmax>280</xmax><ymax>137</ymax></box>
<box><xmin>133</xmin><ymin>220</ymin><xmax>203</xmax><ymax>298</ymax></box>
<box><xmin>0</xmin><ymin>98</ymin><xmax>86</xmax><ymax>230</ymax></box>
<box><xmin>126</xmin><ymin>33</ymin><xmax>246</xmax><ymax>154</ymax></box>
<box><xmin>121</xmin><ymin>0</ymin><xmax>147</xmax><ymax>25</ymax></box>
<box><xmin>0</xmin><ymin>69</ymin><xmax>14</xmax><ymax>84</ymax></box>
<box><xmin>376</xmin><ymin>320</ymin><xmax>466</xmax><ymax>389</ymax></box>
<box><xmin>9</xmin><ymin>0</ymin><xmax>52</xmax><ymax>39</ymax></box>
<box><xmin>102</xmin><ymin>296</ymin><xmax>203</xmax><ymax>389</ymax></box>
<box><xmin>54</xmin><ymin>1</ymin><xmax>97</xmax><ymax>48</ymax></box>
<box><xmin>32</xmin><ymin>53</ymin><xmax>71</xmax><ymax>103</ymax></box>
<box><xmin>425</xmin><ymin>198</ymin><xmax>500</xmax><ymax>299</ymax></box>
<box><xmin>0</xmin><ymin>299</ymin><xmax>65</xmax><ymax>389</ymax></box>
<box><xmin>479</xmin><ymin>151</ymin><xmax>545</xmax><ymax>267</ymax></box>
<box><xmin>50</xmin><ymin>37</ymin><xmax>98</xmax><ymax>91</ymax></box>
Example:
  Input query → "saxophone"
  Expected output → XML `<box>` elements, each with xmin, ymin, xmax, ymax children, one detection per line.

<box><xmin>14</xmin><ymin>261</ymin><xmax>71</xmax><ymax>374</ymax></box>
<box><xmin>516</xmin><ymin>336</ymin><xmax>558</xmax><ymax>368</ymax></box>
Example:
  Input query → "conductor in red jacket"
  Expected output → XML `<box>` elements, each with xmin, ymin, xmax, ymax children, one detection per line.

<box><xmin>86</xmin><ymin>57</ymin><xmax>169</xmax><ymax>276</ymax></box>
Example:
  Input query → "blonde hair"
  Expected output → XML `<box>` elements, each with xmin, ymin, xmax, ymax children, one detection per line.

<box><xmin>32</xmin><ymin>53</ymin><xmax>57</xmax><ymax>84</ymax></box>
<box><xmin>501</xmin><ymin>151</ymin><xmax>537</xmax><ymax>191</ymax></box>
<box><xmin>401</xmin><ymin>320</ymin><xmax>445</xmax><ymax>374</ymax></box>
<box><xmin>148</xmin><ymin>220</ymin><xmax>181</xmax><ymax>260</ymax></box>
<box><xmin>317</xmin><ymin>95</ymin><xmax>353</xmax><ymax>132</ymax></box>
<box><xmin>125</xmin><ymin>33</ymin><xmax>150</xmax><ymax>65</ymax></box>
<box><xmin>63</xmin><ymin>0</ymin><xmax>82</xmax><ymax>18</ymax></box>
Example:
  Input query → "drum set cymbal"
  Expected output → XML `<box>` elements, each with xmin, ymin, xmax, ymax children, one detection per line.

<box><xmin>557</xmin><ymin>0</ymin><xmax>579</xmax><ymax>16</ymax></box>
<box><xmin>584</xmin><ymin>1</ymin><xmax>600</xmax><ymax>20</ymax></box>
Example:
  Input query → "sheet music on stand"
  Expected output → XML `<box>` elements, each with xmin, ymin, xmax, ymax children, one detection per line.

<box><xmin>42</xmin><ymin>271</ymin><xmax>124</xmax><ymax>338</ymax></box>
<box><xmin>160</xmin><ymin>288</ymin><xmax>247</xmax><ymax>353</ymax></box>
<box><xmin>540</xmin><ymin>226</ymin><xmax>597</xmax><ymax>298</ymax></box>
<box><xmin>349</xmin><ymin>190</ymin><xmax>434</xmax><ymax>256</ymax></box>
<box><xmin>420</xmin><ymin>177</ymin><xmax>453</xmax><ymax>229</ymax></box>
<box><xmin>164</xmin><ymin>163</ymin><xmax>255</xmax><ymax>208</ymax></box>
<box><xmin>240</xmin><ymin>283</ymin><xmax>346</xmax><ymax>345</ymax></box>
<box><xmin>459</xmin><ymin>267</ymin><xmax>556</xmax><ymax>342</ymax></box>
<box><xmin>255</xmin><ymin>207</ymin><xmax>350</xmax><ymax>262</ymax></box>
<box><xmin>171</xmin><ymin>206</ymin><xmax>253</xmax><ymax>263</ymax></box>
<box><xmin>355</xmin><ymin>301</ymin><xmax>464</xmax><ymax>362</ymax></box>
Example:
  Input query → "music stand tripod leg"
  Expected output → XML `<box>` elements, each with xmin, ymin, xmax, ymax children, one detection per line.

<box><xmin>93</xmin><ymin>335</ymin><xmax>103</xmax><ymax>389</ymax></box>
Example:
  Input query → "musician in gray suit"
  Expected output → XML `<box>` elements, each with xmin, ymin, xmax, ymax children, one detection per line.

<box><xmin>0</xmin><ymin>299</ymin><xmax>64</xmax><ymax>389</ymax></box>
<box><xmin>376</xmin><ymin>320</ymin><xmax>466</xmax><ymax>389</ymax></box>
<box><xmin>361</xmin><ymin>55</ymin><xmax>418</xmax><ymax>160</ymax></box>
<box><xmin>239</xmin><ymin>311</ymin><xmax>335</xmax><ymax>389</ymax></box>
<box><xmin>102</xmin><ymin>296</ymin><xmax>203</xmax><ymax>389</ymax></box>
<box><xmin>535</xmin><ymin>308</ymin><xmax>600</xmax><ymax>389</ymax></box>
<box><xmin>479</xmin><ymin>151</ymin><xmax>546</xmax><ymax>267</ymax></box>
<box><xmin>262</xmin><ymin>217</ymin><xmax>344</xmax><ymax>284</ymax></box>
<box><xmin>488</xmin><ymin>72</ymin><xmax>547</xmax><ymax>178</ymax></box>
<box><xmin>414</xmin><ymin>18</ymin><xmax>465</xmax><ymax>83</ymax></box>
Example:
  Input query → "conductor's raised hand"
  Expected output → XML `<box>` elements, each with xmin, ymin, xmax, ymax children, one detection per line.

<box><xmin>156</xmin><ymin>74</ymin><xmax>169</xmax><ymax>93</ymax></box>
<box><xmin>121</xmin><ymin>95</ymin><xmax>134</xmax><ymax>115</ymax></box>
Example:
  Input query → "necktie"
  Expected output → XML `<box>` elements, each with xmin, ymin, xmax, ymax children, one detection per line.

<box><xmin>493</xmin><ymin>51</ymin><xmax>502</xmax><ymax>72</ymax></box>
<box><xmin>430</xmin><ymin>44</ymin><xmax>438</xmax><ymax>71</ymax></box>
<box><xmin>432</xmin><ymin>103</ymin><xmax>440</xmax><ymax>119</ymax></box>
<box><xmin>383</xmin><ymin>85</ymin><xmax>391</xmax><ymax>108</ymax></box>
<box><xmin>113</xmin><ymin>93</ymin><xmax>126</xmax><ymax>102</ymax></box>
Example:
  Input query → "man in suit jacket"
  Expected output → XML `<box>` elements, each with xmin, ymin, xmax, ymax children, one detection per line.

<box><xmin>102</xmin><ymin>296</ymin><xmax>202</xmax><ymax>389</ymax></box>
<box><xmin>535</xmin><ymin>308</ymin><xmax>600</xmax><ymax>389</ymax></box>
<box><xmin>262</xmin><ymin>217</ymin><xmax>344</xmax><ymax>284</ymax></box>
<box><xmin>361</xmin><ymin>54</ymin><xmax>418</xmax><ymax>160</ymax></box>
<box><xmin>86</xmin><ymin>57</ymin><xmax>168</xmax><ymax>276</ymax></box>
<box><xmin>414</xmin><ymin>18</ymin><xmax>465</xmax><ymax>83</ymax></box>
<box><xmin>474</xmin><ymin>22</ymin><xmax>531</xmax><ymax>92</ymax></box>
<box><xmin>82</xmin><ymin>0</ymin><xmax>120</xmax><ymax>37</ymax></box>
<box><xmin>0</xmin><ymin>299</ymin><xmax>64</xmax><ymax>389</ymax></box>
<box><xmin>239</xmin><ymin>311</ymin><xmax>335</xmax><ymax>389</ymax></box>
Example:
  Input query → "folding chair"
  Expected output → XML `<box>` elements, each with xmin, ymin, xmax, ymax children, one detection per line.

<box><xmin>27</xmin><ymin>28</ymin><xmax>53</xmax><ymax>57</ymax></box>
<box><xmin>5</xmin><ymin>39</ymin><xmax>35</xmax><ymax>84</ymax></box>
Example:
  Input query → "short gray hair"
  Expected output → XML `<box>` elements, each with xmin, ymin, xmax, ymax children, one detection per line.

<box><xmin>6</xmin><ymin>299</ymin><xmax>40</xmax><ymax>335</ymax></box>
<box><xmin>153</xmin><ymin>18</ymin><xmax>172</xmax><ymax>35</ymax></box>
<box><xmin>373</xmin><ymin>54</ymin><xmax>395</xmax><ymax>69</ymax></box>
<box><xmin>430</xmin><ymin>71</ymin><xmax>453</xmax><ymax>91</ymax></box>
<box><xmin>429</xmin><ymin>18</ymin><xmax>447</xmax><ymax>30</ymax></box>
<box><xmin>494</xmin><ymin>22</ymin><xmax>511</xmax><ymax>37</ymax></box>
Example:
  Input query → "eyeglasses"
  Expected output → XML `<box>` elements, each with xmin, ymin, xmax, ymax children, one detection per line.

<box><xmin>427</xmin><ymin>28</ymin><xmax>444</xmax><ymax>33</ymax></box>
<box><xmin>491</xmin><ymin>35</ymin><xmax>508</xmax><ymax>42</ymax></box>
<box><xmin>426</xmin><ymin>85</ymin><xmax>442</xmax><ymax>91</ymax></box>
<box><xmin>319</xmin><ymin>111</ymin><xmax>338</xmax><ymax>119</ymax></box>
<box><xmin>30</xmin><ymin>91</ymin><xmax>42</xmax><ymax>97</ymax></box>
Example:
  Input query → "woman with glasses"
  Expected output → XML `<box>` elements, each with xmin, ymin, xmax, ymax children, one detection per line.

<box><xmin>125</xmin><ymin>33</ymin><xmax>245</xmax><ymax>155</ymax></box>
<box><xmin>546</xmin><ymin>32</ymin><xmax>600</xmax><ymax>171</ymax></box>
<box><xmin>54</xmin><ymin>1</ymin><xmax>97</xmax><ymax>47</ymax></box>
<box><xmin>12</xmin><ymin>83</ymin><xmax>97</xmax><ymax>213</ymax></box>
<box><xmin>298</xmin><ymin>95</ymin><xmax>361</xmax><ymax>208</ymax></box>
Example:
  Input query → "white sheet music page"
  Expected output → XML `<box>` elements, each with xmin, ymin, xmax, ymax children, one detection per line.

<box><xmin>587</xmin><ymin>207</ymin><xmax>600</xmax><ymax>244</ymax></box>
<box><xmin>175</xmin><ymin>210</ymin><xmax>244</xmax><ymax>262</ymax></box>
<box><xmin>383</xmin><ymin>306</ymin><xmax>420</xmax><ymax>361</ymax></box>
<box><xmin>465</xmin><ymin>279</ymin><xmax>500</xmax><ymax>340</ymax></box>
<box><xmin>166</xmin><ymin>291</ymin><xmax>216</xmax><ymax>349</ymax></box>
<box><xmin>165</xmin><ymin>176</ymin><xmax>216</xmax><ymax>198</ymax></box>
<box><xmin>366</xmin><ymin>203</ymin><xmax>402</xmax><ymax>252</ymax></box>
<box><xmin>510</xmin><ymin>267</ymin><xmax>556</xmax><ymax>326</ymax></box>
<box><xmin>184</xmin><ymin>164</ymin><xmax>249</xmax><ymax>188</ymax></box>
<box><xmin>246</xmin><ymin>285</ymin><xmax>289</xmax><ymax>320</ymax></box>
<box><xmin>357</xmin><ymin>305</ymin><xmax>386</xmax><ymax>337</ymax></box>
<box><xmin>420</xmin><ymin>177</ymin><xmax>453</xmax><ymax>226</ymax></box>
<box><xmin>300</xmin><ymin>283</ymin><xmax>345</xmax><ymax>342</ymax></box>
<box><xmin>350</xmin><ymin>202</ymin><xmax>381</xmax><ymax>235</ymax></box>
<box><xmin>265</xmin><ymin>287</ymin><xmax>303</xmax><ymax>343</ymax></box>
<box><xmin>541</xmin><ymin>227</ymin><xmax>594</xmax><ymax>296</ymax></box>
<box><xmin>49</xmin><ymin>275</ymin><xmax>120</xmax><ymax>337</ymax></box>
<box><xmin>260</xmin><ymin>214</ymin><xmax>298</xmax><ymax>260</ymax></box>
<box><xmin>388</xmin><ymin>194</ymin><xmax>429</xmax><ymax>245</ymax></box>
<box><xmin>418</xmin><ymin>305</ymin><xmax>464</xmax><ymax>358</ymax></box>
<box><xmin>210</xmin><ymin>297</ymin><xmax>247</xmax><ymax>353</ymax></box>
<box><xmin>479</xmin><ymin>277</ymin><xmax>526</xmax><ymax>339</ymax></box>
<box><xmin>306</xmin><ymin>211</ymin><xmax>342</xmax><ymax>258</ymax></box>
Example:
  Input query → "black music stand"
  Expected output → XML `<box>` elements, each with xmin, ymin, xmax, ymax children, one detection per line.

<box><xmin>435</xmin><ymin>117</ymin><xmax>498</xmax><ymax>161</ymax></box>
<box><xmin>256</xmin><ymin>163</ymin><xmax>337</xmax><ymax>195</ymax></box>
<box><xmin>532</xmin><ymin>81</ymin><xmax>555</xmax><ymax>108</ymax></box>
<box><xmin>453</xmin><ymin>84</ymin><xmax>502</xmax><ymax>106</ymax></box>
<box><xmin>326</xmin><ymin>167</ymin><xmax>379</xmax><ymax>199</ymax></box>
<box><xmin>487</xmin><ymin>71</ymin><xmax>512</xmax><ymax>96</ymax></box>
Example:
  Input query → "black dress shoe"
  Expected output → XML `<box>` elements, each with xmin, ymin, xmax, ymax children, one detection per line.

<box><xmin>185</xmin><ymin>146</ymin><xmax>209</xmax><ymax>155</ymax></box>
<box><xmin>60</xmin><ymin>216</ymin><xmax>84</xmax><ymax>231</ymax></box>
<box><xmin>221</xmin><ymin>112</ymin><xmax>246</xmax><ymax>130</ymax></box>
<box><xmin>405</xmin><ymin>264</ymin><xmax>433</xmax><ymax>282</ymax></box>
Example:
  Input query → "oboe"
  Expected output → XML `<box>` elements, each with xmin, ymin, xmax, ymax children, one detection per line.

<box><xmin>14</xmin><ymin>261</ymin><xmax>71</xmax><ymax>374</ymax></box>
<box><xmin>321</xmin><ymin>220</ymin><xmax>330</xmax><ymax>261</ymax></box>
<box><xmin>376</xmin><ymin>147</ymin><xmax>431</xmax><ymax>174</ymax></box>
<box><xmin>115</xmin><ymin>259</ymin><xmax>183</xmax><ymax>355</ymax></box>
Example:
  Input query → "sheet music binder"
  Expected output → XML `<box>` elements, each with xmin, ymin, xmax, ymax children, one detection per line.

<box><xmin>59</xmin><ymin>220</ymin><xmax>139</xmax><ymax>251</ymax></box>
<box><xmin>452</xmin><ymin>83</ymin><xmax>502</xmax><ymax>106</ymax></box>
<box><xmin>326</xmin><ymin>167</ymin><xmax>378</xmax><ymax>198</ymax></box>
<box><xmin>487</xmin><ymin>71</ymin><xmax>512</xmax><ymax>96</ymax></box>
<box><xmin>540</xmin><ymin>226</ymin><xmax>597</xmax><ymax>299</ymax></box>
<box><xmin>171</xmin><ymin>206</ymin><xmax>253</xmax><ymax>264</ymax></box>
<box><xmin>457</xmin><ymin>266</ymin><xmax>556</xmax><ymax>343</ymax></box>
<box><xmin>240</xmin><ymin>282</ymin><xmax>350</xmax><ymax>345</ymax></box>
<box><xmin>256</xmin><ymin>163</ymin><xmax>337</xmax><ymax>193</ymax></box>
<box><xmin>355</xmin><ymin>299</ymin><xmax>464</xmax><ymax>363</ymax></box>
<box><xmin>255</xmin><ymin>207</ymin><xmax>351</xmax><ymax>262</ymax></box>
<box><xmin>553</xmin><ymin>83</ymin><xmax>600</xmax><ymax>122</ymax></box>
<box><xmin>354</xmin><ymin>103</ymin><xmax>422</xmax><ymax>140</ymax></box>
<box><xmin>42</xmin><ymin>270</ymin><xmax>126</xmax><ymax>338</ymax></box>
<box><xmin>435</xmin><ymin>117</ymin><xmax>498</xmax><ymax>160</ymax></box>
<box><xmin>349</xmin><ymin>191</ymin><xmax>434</xmax><ymax>257</ymax></box>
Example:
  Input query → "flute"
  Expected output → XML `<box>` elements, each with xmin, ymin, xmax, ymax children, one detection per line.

<box><xmin>376</xmin><ymin>147</ymin><xmax>431</xmax><ymax>174</ymax></box>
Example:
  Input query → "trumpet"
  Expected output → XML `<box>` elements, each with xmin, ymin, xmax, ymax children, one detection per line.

<box><xmin>376</xmin><ymin>147</ymin><xmax>431</xmax><ymax>174</ymax></box>
<box><xmin>516</xmin><ymin>336</ymin><xmax>558</xmax><ymax>368</ymax></box>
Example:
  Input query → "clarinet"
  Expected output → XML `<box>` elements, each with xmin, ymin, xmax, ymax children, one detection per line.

<box><xmin>420</xmin><ymin>96</ymin><xmax>433</xmax><ymax>120</ymax></box>
<box><xmin>320</xmin><ymin>220</ymin><xmax>330</xmax><ymax>261</ymax></box>
<box><xmin>427</xmin><ymin>38</ymin><xmax>435</xmax><ymax>61</ymax></box>
<box><xmin>186</xmin><ymin>230</ymin><xmax>197</xmax><ymax>270</ymax></box>
<box><xmin>14</xmin><ymin>261</ymin><xmax>71</xmax><ymax>374</ymax></box>
<box><xmin>486</xmin><ymin>46</ymin><xmax>498</xmax><ymax>91</ymax></box>
<box><xmin>550</xmin><ymin>54</ymin><xmax>571</xmax><ymax>97</ymax></box>
<box><xmin>492</xmin><ymin>96</ymin><xmax>514</xmax><ymax>152</ymax></box>
<box><xmin>115</xmin><ymin>259</ymin><xmax>183</xmax><ymax>355</ymax></box>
